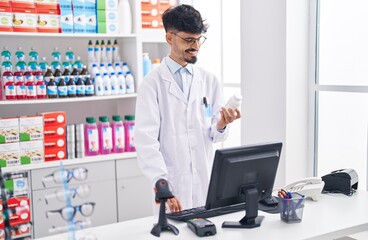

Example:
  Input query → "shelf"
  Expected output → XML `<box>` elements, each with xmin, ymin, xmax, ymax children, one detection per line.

<box><xmin>2</xmin><ymin>152</ymin><xmax>137</xmax><ymax>173</ymax></box>
<box><xmin>0</xmin><ymin>32</ymin><xmax>138</xmax><ymax>38</ymax></box>
<box><xmin>0</xmin><ymin>93</ymin><xmax>137</xmax><ymax>105</ymax></box>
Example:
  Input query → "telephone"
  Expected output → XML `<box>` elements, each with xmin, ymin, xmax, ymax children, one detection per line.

<box><xmin>283</xmin><ymin>177</ymin><xmax>325</xmax><ymax>201</ymax></box>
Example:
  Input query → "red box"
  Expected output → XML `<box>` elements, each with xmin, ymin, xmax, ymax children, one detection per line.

<box><xmin>40</xmin><ymin>111</ymin><xmax>66</xmax><ymax>126</ymax></box>
<box><xmin>0</xmin><ymin>0</ymin><xmax>10</xmax><ymax>7</ymax></box>
<box><xmin>0</xmin><ymin>6</ymin><xmax>12</xmax><ymax>32</ymax></box>
<box><xmin>10</xmin><ymin>0</ymin><xmax>35</xmax><ymax>9</ymax></box>
<box><xmin>44</xmin><ymin>146</ymin><xmax>66</xmax><ymax>161</ymax></box>
<box><xmin>44</xmin><ymin>137</ymin><xmax>66</xmax><ymax>148</ymax></box>
<box><xmin>44</xmin><ymin>125</ymin><xmax>66</xmax><ymax>138</ymax></box>
<box><xmin>0</xmin><ymin>196</ymin><xmax>31</xmax><ymax>228</ymax></box>
<box><xmin>12</xmin><ymin>7</ymin><xmax>37</xmax><ymax>32</ymax></box>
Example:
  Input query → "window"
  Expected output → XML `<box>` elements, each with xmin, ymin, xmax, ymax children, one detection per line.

<box><xmin>313</xmin><ymin>0</ymin><xmax>368</xmax><ymax>190</ymax></box>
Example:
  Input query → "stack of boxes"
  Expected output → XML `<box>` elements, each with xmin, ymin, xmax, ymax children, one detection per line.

<box><xmin>60</xmin><ymin>0</ymin><xmax>97</xmax><ymax>33</ymax></box>
<box><xmin>42</xmin><ymin>111</ymin><xmax>67</xmax><ymax>162</ymax></box>
<box><xmin>0</xmin><ymin>0</ymin><xmax>61</xmax><ymax>33</ymax></box>
<box><xmin>60</xmin><ymin>0</ymin><xmax>73</xmax><ymax>33</ymax></box>
<box><xmin>0</xmin><ymin>118</ymin><xmax>20</xmax><ymax>168</ymax></box>
<box><xmin>141</xmin><ymin>0</ymin><xmax>177</xmax><ymax>29</ymax></box>
<box><xmin>97</xmin><ymin>0</ymin><xmax>118</xmax><ymax>34</ymax></box>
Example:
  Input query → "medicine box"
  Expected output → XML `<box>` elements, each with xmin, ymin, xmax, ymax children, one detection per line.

<box><xmin>44</xmin><ymin>125</ymin><xmax>66</xmax><ymax>138</ymax></box>
<box><xmin>40</xmin><ymin>111</ymin><xmax>66</xmax><ymax>126</ymax></box>
<box><xmin>60</xmin><ymin>8</ymin><xmax>73</xmax><ymax>33</ymax></box>
<box><xmin>35</xmin><ymin>0</ymin><xmax>59</xmax><ymax>9</ymax></box>
<box><xmin>97</xmin><ymin>9</ymin><xmax>117</xmax><ymax>22</ymax></box>
<box><xmin>0</xmin><ymin>142</ymin><xmax>20</xmax><ymax>167</ymax></box>
<box><xmin>0</xmin><ymin>118</ymin><xmax>19</xmax><ymax>144</ymax></box>
<box><xmin>44</xmin><ymin>146</ymin><xmax>67</xmax><ymax>161</ymax></box>
<box><xmin>85</xmin><ymin>9</ymin><xmax>96</xmax><ymax>33</ymax></box>
<box><xmin>0</xmin><ymin>196</ymin><xmax>31</xmax><ymax>227</ymax></box>
<box><xmin>19</xmin><ymin>116</ymin><xmax>43</xmax><ymax>141</ymax></box>
<box><xmin>44</xmin><ymin>137</ymin><xmax>66</xmax><ymax>148</ymax></box>
<box><xmin>72</xmin><ymin>0</ymin><xmax>85</xmax><ymax>10</ymax></box>
<box><xmin>37</xmin><ymin>9</ymin><xmax>61</xmax><ymax>33</ymax></box>
<box><xmin>10</xmin><ymin>0</ymin><xmax>35</xmax><ymax>9</ymax></box>
<box><xmin>97</xmin><ymin>0</ymin><xmax>117</xmax><ymax>10</ymax></box>
<box><xmin>59</xmin><ymin>0</ymin><xmax>72</xmax><ymax>9</ymax></box>
<box><xmin>20</xmin><ymin>140</ymin><xmax>44</xmax><ymax>165</ymax></box>
<box><xmin>12</xmin><ymin>7</ymin><xmax>38</xmax><ymax>32</ymax></box>
<box><xmin>85</xmin><ymin>0</ymin><xmax>96</xmax><ymax>10</ymax></box>
<box><xmin>0</xmin><ymin>6</ymin><xmax>12</xmax><ymax>32</ymax></box>
<box><xmin>73</xmin><ymin>8</ymin><xmax>85</xmax><ymax>33</ymax></box>
<box><xmin>0</xmin><ymin>0</ymin><xmax>10</xmax><ymax>7</ymax></box>
<box><xmin>97</xmin><ymin>21</ymin><xmax>118</xmax><ymax>34</ymax></box>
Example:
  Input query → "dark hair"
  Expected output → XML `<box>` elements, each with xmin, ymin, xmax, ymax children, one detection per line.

<box><xmin>162</xmin><ymin>4</ymin><xmax>208</xmax><ymax>34</ymax></box>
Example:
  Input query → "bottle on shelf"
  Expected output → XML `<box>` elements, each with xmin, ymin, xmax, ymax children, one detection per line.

<box><xmin>94</xmin><ymin>40</ymin><xmax>101</xmax><ymax>64</ymax></box>
<box><xmin>47</xmin><ymin>77</ymin><xmax>58</xmax><ymax>98</ymax></box>
<box><xmin>28</xmin><ymin>47</ymin><xmax>39</xmax><ymax>62</ymax></box>
<box><xmin>51</xmin><ymin>47</ymin><xmax>61</xmax><ymax>62</ymax></box>
<box><xmin>98</xmin><ymin>116</ymin><xmax>113</xmax><ymax>155</ymax></box>
<box><xmin>4</xmin><ymin>68</ymin><xmax>16</xmax><ymax>100</ymax></box>
<box><xmin>94</xmin><ymin>73</ymin><xmax>103</xmax><ymax>96</ymax></box>
<box><xmin>15</xmin><ymin>47</ymin><xmax>25</xmax><ymax>62</ymax></box>
<box><xmin>114</xmin><ymin>62</ymin><xmax>122</xmax><ymax>75</ymax></box>
<box><xmin>1</xmin><ymin>47</ymin><xmax>11</xmax><ymax>62</ymax></box>
<box><xmin>143</xmin><ymin>52</ymin><xmax>152</xmax><ymax>77</ymax></box>
<box><xmin>2</xmin><ymin>67</ymin><xmax>13</xmax><ymax>89</ymax></box>
<box><xmin>28</xmin><ymin>56</ymin><xmax>39</xmax><ymax>71</ymax></box>
<box><xmin>35</xmin><ymin>67</ymin><xmax>46</xmax><ymax>99</ymax></box>
<box><xmin>65</xmin><ymin>47</ymin><xmax>75</xmax><ymax>63</ymax></box>
<box><xmin>57</xmin><ymin>76</ymin><xmax>68</xmax><ymax>98</ymax></box>
<box><xmin>51</xmin><ymin>57</ymin><xmax>61</xmax><ymax>72</ymax></box>
<box><xmin>76</xmin><ymin>75</ymin><xmax>86</xmax><ymax>97</ymax></box>
<box><xmin>44</xmin><ymin>66</ymin><xmax>54</xmax><ymax>85</ymax></box>
<box><xmin>24</xmin><ymin>67</ymin><xmax>37</xmax><ymax>99</ymax></box>
<box><xmin>87</xmin><ymin>40</ymin><xmax>96</xmax><ymax>72</ymax></box>
<box><xmin>91</xmin><ymin>63</ymin><xmax>100</xmax><ymax>80</ymax></box>
<box><xmin>73</xmin><ymin>56</ymin><xmax>83</xmax><ymax>72</ymax></box>
<box><xmin>39</xmin><ymin>57</ymin><xmax>49</xmax><ymax>74</ymax></box>
<box><xmin>14</xmin><ymin>67</ymin><xmax>26</xmax><ymax>100</ymax></box>
<box><xmin>111</xmin><ymin>115</ymin><xmax>125</xmax><ymax>153</ymax></box>
<box><xmin>67</xmin><ymin>75</ymin><xmax>77</xmax><ymax>98</ymax></box>
<box><xmin>112</xmin><ymin>40</ymin><xmax>120</xmax><ymax>63</ymax></box>
<box><xmin>118</xmin><ymin>0</ymin><xmax>132</xmax><ymax>34</ymax></box>
<box><xmin>124</xmin><ymin>115</ymin><xmax>135</xmax><ymax>152</ymax></box>
<box><xmin>121</xmin><ymin>62</ymin><xmax>130</xmax><ymax>76</ymax></box>
<box><xmin>117</xmin><ymin>72</ymin><xmax>126</xmax><ymax>95</ymax></box>
<box><xmin>54</xmin><ymin>65</ymin><xmax>62</xmax><ymax>85</ymax></box>
<box><xmin>107</xmin><ymin>63</ymin><xmax>115</xmax><ymax>77</ymax></box>
<box><xmin>99</xmin><ymin>63</ymin><xmax>107</xmax><ymax>76</ymax></box>
<box><xmin>110</xmin><ymin>72</ymin><xmax>119</xmax><ymax>95</ymax></box>
<box><xmin>1</xmin><ymin>56</ymin><xmax>12</xmax><ymax>73</ymax></box>
<box><xmin>71</xmin><ymin>66</ymin><xmax>80</xmax><ymax>84</ymax></box>
<box><xmin>85</xmin><ymin>117</ymin><xmax>99</xmax><ymax>156</ymax></box>
<box><xmin>62</xmin><ymin>58</ymin><xmax>72</xmax><ymax>72</ymax></box>
<box><xmin>125</xmin><ymin>71</ymin><xmax>135</xmax><ymax>94</ymax></box>
<box><xmin>102</xmin><ymin>72</ymin><xmax>111</xmax><ymax>96</ymax></box>
<box><xmin>100</xmin><ymin>40</ymin><xmax>106</xmax><ymax>64</ymax></box>
<box><xmin>106</xmin><ymin>40</ymin><xmax>113</xmax><ymax>64</ymax></box>
<box><xmin>85</xmin><ymin>75</ymin><xmax>95</xmax><ymax>97</ymax></box>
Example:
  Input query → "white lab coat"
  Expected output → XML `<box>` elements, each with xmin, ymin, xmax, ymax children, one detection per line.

<box><xmin>135</xmin><ymin>57</ymin><xmax>229</xmax><ymax>210</ymax></box>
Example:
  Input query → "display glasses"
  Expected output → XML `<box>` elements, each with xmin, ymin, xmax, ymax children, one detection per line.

<box><xmin>171</xmin><ymin>32</ymin><xmax>207</xmax><ymax>46</ymax></box>
<box><xmin>46</xmin><ymin>202</ymin><xmax>95</xmax><ymax>221</ymax></box>
<box><xmin>45</xmin><ymin>185</ymin><xmax>91</xmax><ymax>204</ymax></box>
<box><xmin>42</xmin><ymin>167</ymin><xmax>88</xmax><ymax>187</ymax></box>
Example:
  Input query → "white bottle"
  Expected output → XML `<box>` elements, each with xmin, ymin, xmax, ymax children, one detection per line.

<box><xmin>225</xmin><ymin>94</ymin><xmax>243</xmax><ymax>110</ymax></box>
<box><xmin>112</xmin><ymin>40</ymin><xmax>120</xmax><ymax>63</ymax></box>
<box><xmin>106</xmin><ymin>40</ymin><xmax>113</xmax><ymax>64</ymax></box>
<box><xmin>91</xmin><ymin>63</ymin><xmax>100</xmax><ymax>80</ymax></box>
<box><xmin>99</xmin><ymin>63</ymin><xmax>108</xmax><ymax>76</ymax></box>
<box><xmin>118</xmin><ymin>0</ymin><xmax>132</xmax><ymax>34</ymax></box>
<box><xmin>121</xmin><ymin>62</ymin><xmax>130</xmax><ymax>76</ymax></box>
<box><xmin>125</xmin><ymin>71</ymin><xmax>135</xmax><ymax>94</ymax></box>
<box><xmin>110</xmin><ymin>72</ymin><xmax>119</xmax><ymax>95</ymax></box>
<box><xmin>102</xmin><ymin>72</ymin><xmax>111</xmax><ymax>96</ymax></box>
<box><xmin>114</xmin><ymin>62</ymin><xmax>122</xmax><ymax>74</ymax></box>
<box><xmin>94</xmin><ymin>40</ymin><xmax>101</xmax><ymax>64</ymax></box>
<box><xmin>117</xmin><ymin>72</ymin><xmax>126</xmax><ymax>94</ymax></box>
<box><xmin>94</xmin><ymin>73</ymin><xmax>104</xmax><ymax>96</ymax></box>
<box><xmin>107</xmin><ymin>63</ymin><xmax>115</xmax><ymax>76</ymax></box>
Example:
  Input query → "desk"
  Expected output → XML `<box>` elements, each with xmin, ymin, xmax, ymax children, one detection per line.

<box><xmin>35</xmin><ymin>191</ymin><xmax>368</xmax><ymax>240</ymax></box>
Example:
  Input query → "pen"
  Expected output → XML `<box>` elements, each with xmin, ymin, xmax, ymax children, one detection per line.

<box><xmin>203</xmin><ymin>97</ymin><xmax>208</xmax><ymax>108</ymax></box>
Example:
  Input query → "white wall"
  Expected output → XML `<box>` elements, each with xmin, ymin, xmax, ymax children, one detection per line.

<box><xmin>240</xmin><ymin>0</ymin><xmax>310</xmax><ymax>188</ymax></box>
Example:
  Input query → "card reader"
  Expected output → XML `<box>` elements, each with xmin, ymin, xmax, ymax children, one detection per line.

<box><xmin>187</xmin><ymin>218</ymin><xmax>217</xmax><ymax>237</ymax></box>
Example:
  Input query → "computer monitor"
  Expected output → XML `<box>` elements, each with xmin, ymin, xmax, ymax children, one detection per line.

<box><xmin>205</xmin><ymin>142</ymin><xmax>282</xmax><ymax>228</ymax></box>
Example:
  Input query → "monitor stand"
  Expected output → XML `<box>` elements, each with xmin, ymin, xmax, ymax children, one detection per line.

<box><xmin>222</xmin><ymin>188</ymin><xmax>264</xmax><ymax>229</ymax></box>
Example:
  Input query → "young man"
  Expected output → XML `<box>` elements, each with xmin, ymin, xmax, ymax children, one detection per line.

<box><xmin>135</xmin><ymin>4</ymin><xmax>241</xmax><ymax>212</ymax></box>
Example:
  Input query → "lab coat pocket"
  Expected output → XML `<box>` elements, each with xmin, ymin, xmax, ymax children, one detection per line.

<box><xmin>202</xmin><ymin>104</ymin><xmax>212</xmax><ymax>127</ymax></box>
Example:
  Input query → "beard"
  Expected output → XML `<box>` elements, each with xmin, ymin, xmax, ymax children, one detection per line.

<box><xmin>185</xmin><ymin>48</ymin><xmax>198</xmax><ymax>64</ymax></box>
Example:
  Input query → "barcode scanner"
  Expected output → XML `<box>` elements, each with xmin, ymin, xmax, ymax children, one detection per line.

<box><xmin>151</xmin><ymin>179</ymin><xmax>179</xmax><ymax>237</ymax></box>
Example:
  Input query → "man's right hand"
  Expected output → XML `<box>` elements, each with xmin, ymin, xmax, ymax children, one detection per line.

<box><xmin>167</xmin><ymin>196</ymin><xmax>182</xmax><ymax>212</ymax></box>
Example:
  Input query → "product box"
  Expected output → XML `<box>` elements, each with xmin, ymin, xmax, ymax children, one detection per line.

<box><xmin>0</xmin><ymin>142</ymin><xmax>20</xmax><ymax>167</ymax></box>
<box><xmin>19</xmin><ymin>140</ymin><xmax>44</xmax><ymax>165</ymax></box>
<box><xmin>97</xmin><ymin>21</ymin><xmax>118</xmax><ymax>34</ymax></box>
<box><xmin>0</xmin><ymin>118</ymin><xmax>19</xmax><ymax>144</ymax></box>
<box><xmin>97</xmin><ymin>0</ymin><xmax>117</xmax><ymax>10</ymax></box>
<box><xmin>0</xmin><ymin>196</ymin><xmax>31</xmax><ymax>228</ymax></box>
<box><xmin>85</xmin><ymin>0</ymin><xmax>96</xmax><ymax>10</ymax></box>
<box><xmin>0</xmin><ymin>6</ymin><xmax>12</xmax><ymax>32</ymax></box>
<box><xmin>4</xmin><ymin>172</ymin><xmax>29</xmax><ymax>197</ymax></box>
<box><xmin>44</xmin><ymin>125</ymin><xmax>66</xmax><ymax>138</ymax></box>
<box><xmin>72</xmin><ymin>0</ymin><xmax>84</xmax><ymax>10</ymax></box>
<box><xmin>0</xmin><ymin>0</ymin><xmax>10</xmax><ymax>7</ymax></box>
<box><xmin>40</xmin><ymin>111</ymin><xmax>66</xmax><ymax>126</ymax></box>
<box><xmin>97</xmin><ymin>9</ymin><xmax>117</xmax><ymax>22</ymax></box>
<box><xmin>73</xmin><ymin>8</ymin><xmax>85</xmax><ymax>33</ymax></box>
<box><xmin>34</xmin><ymin>0</ymin><xmax>59</xmax><ymax>9</ymax></box>
<box><xmin>85</xmin><ymin>9</ymin><xmax>96</xmax><ymax>33</ymax></box>
<box><xmin>44</xmin><ymin>137</ymin><xmax>66</xmax><ymax>148</ymax></box>
<box><xmin>60</xmin><ymin>8</ymin><xmax>73</xmax><ymax>33</ymax></box>
<box><xmin>36</xmin><ymin>8</ymin><xmax>61</xmax><ymax>33</ymax></box>
<box><xmin>59</xmin><ymin>0</ymin><xmax>72</xmax><ymax>9</ymax></box>
<box><xmin>19</xmin><ymin>116</ymin><xmax>43</xmax><ymax>141</ymax></box>
<box><xmin>10</xmin><ymin>0</ymin><xmax>35</xmax><ymax>8</ymax></box>
<box><xmin>44</xmin><ymin>146</ymin><xmax>66</xmax><ymax>161</ymax></box>
<box><xmin>12</xmin><ymin>7</ymin><xmax>38</xmax><ymax>32</ymax></box>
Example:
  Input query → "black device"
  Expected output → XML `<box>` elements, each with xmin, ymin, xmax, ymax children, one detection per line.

<box><xmin>151</xmin><ymin>179</ymin><xmax>179</xmax><ymax>237</ymax></box>
<box><xmin>322</xmin><ymin>169</ymin><xmax>358</xmax><ymax>196</ymax></box>
<box><xmin>187</xmin><ymin>218</ymin><xmax>217</xmax><ymax>237</ymax></box>
<box><xmin>167</xmin><ymin>142</ymin><xmax>282</xmax><ymax>229</ymax></box>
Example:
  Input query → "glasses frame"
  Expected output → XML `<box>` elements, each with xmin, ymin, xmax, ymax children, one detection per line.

<box><xmin>171</xmin><ymin>32</ymin><xmax>207</xmax><ymax>46</ymax></box>
<box><xmin>42</xmin><ymin>167</ymin><xmax>88</xmax><ymax>187</ymax></box>
<box><xmin>45</xmin><ymin>184</ymin><xmax>91</xmax><ymax>204</ymax></box>
<box><xmin>46</xmin><ymin>202</ymin><xmax>96</xmax><ymax>221</ymax></box>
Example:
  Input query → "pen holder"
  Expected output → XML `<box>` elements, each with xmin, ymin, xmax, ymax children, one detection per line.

<box><xmin>279</xmin><ymin>193</ymin><xmax>305</xmax><ymax>223</ymax></box>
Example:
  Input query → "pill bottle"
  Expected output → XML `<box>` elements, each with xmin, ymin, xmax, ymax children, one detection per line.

<box><xmin>225</xmin><ymin>94</ymin><xmax>242</xmax><ymax>110</ymax></box>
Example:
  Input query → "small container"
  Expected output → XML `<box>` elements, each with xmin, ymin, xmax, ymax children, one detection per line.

<box><xmin>85</xmin><ymin>117</ymin><xmax>99</xmax><ymax>156</ymax></box>
<box><xmin>225</xmin><ymin>94</ymin><xmax>242</xmax><ymax>110</ymax></box>
<box><xmin>279</xmin><ymin>193</ymin><xmax>305</xmax><ymax>223</ymax></box>
<box><xmin>124</xmin><ymin>115</ymin><xmax>135</xmax><ymax>152</ymax></box>
<box><xmin>98</xmin><ymin>116</ymin><xmax>112</xmax><ymax>154</ymax></box>
<box><xmin>111</xmin><ymin>115</ymin><xmax>125</xmax><ymax>153</ymax></box>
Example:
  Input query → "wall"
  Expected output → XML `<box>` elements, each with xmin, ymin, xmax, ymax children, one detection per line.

<box><xmin>240</xmin><ymin>0</ymin><xmax>310</xmax><ymax>188</ymax></box>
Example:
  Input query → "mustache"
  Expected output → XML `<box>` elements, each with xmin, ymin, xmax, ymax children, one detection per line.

<box><xmin>186</xmin><ymin>48</ymin><xmax>198</xmax><ymax>52</ymax></box>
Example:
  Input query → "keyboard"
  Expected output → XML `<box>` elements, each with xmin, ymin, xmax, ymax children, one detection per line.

<box><xmin>166</xmin><ymin>203</ymin><xmax>245</xmax><ymax>222</ymax></box>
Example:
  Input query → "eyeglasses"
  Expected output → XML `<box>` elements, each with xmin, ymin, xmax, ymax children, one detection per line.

<box><xmin>171</xmin><ymin>32</ymin><xmax>207</xmax><ymax>46</ymax></box>
<box><xmin>46</xmin><ymin>202</ymin><xmax>96</xmax><ymax>221</ymax></box>
<box><xmin>45</xmin><ymin>185</ymin><xmax>91</xmax><ymax>204</ymax></box>
<box><xmin>42</xmin><ymin>167</ymin><xmax>88</xmax><ymax>187</ymax></box>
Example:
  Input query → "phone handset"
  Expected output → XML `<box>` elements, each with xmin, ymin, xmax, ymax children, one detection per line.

<box><xmin>283</xmin><ymin>177</ymin><xmax>325</xmax><ymax>201</ymax></box>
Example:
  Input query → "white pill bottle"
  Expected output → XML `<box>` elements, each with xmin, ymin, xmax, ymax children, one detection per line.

<box><xmin>225</xmin><ymin>93</ymin><xmax>243</xmax><ymax>110</ymax></box>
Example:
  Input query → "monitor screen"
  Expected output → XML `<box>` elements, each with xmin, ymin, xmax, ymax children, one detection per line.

<box><xmin>205</xmin><ymin>142</ymin><xmax>282</xmax><ymax>228</ymax></box>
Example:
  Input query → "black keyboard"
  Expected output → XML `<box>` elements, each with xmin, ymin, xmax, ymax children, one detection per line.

<box><xmin>166</xmin><ymin>203</ymin><xmax>245</xmax><ymax>222</ymax></box>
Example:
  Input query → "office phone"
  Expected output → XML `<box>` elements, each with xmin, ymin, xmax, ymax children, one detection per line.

<box><xmin>283</xmin><ymin>177</ymin><xmax>325</xmax><ymax>201</ymax></box>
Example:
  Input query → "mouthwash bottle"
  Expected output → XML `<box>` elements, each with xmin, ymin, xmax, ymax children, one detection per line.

<box><xmin>65</xmin><ymin>46</ymin><xmax>75</xmax><ymax>63</ymax></box>
<box><xmin>51</xmin><ymin>57</ymin><xmax>61</xmax><ymax>72</ymax></box>
<box><xmin>73</xmin><ymin>56</ymin><xmax>83</xmax><ymax>72</ymax></box>
<box><xmin>124</xmin><ymin>115</ymin><xmax>135</xmax><ymax>152</ymax></box>
<box><xmin>112</xmin><ymin>115</ymin><xmax>125</xmax><ymax>153</ymax></box>
<box><xmin>51</xmin><ymin>47</ymin><xmax>61</xmax><ymax>62</ymax></box>
<box><xmin>85</xmin><ymin>117</ymin><xmax>99</xmax><ymax>156</ymax></box>
<box><xmin>1</xmin><ymin>47</ymin><xmax>11</xmax><ymax>62</ymax></box>
<box><xmin>28</xmin><ymin>47</ymin><xmax>39</xmax><ymax>62</ymax></box>
<box><xmin>98</xmin><ymin>116</ymin><xmax>112</xmax><ymax>155</ymax></box>
<box><xmin>15</xmin><ymin>47</ymin><xmax>25</xmax><ymax>61</ymax></box>
<box><xmin>39</xmin><ymin>57</ymin><xmax>49</xmax><ymax>74</ymax></box>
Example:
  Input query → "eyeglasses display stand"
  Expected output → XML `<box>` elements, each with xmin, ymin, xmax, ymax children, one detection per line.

<box><xmin>43</xmin><ymin>162</ymin><xmax>96</xmax><ymax>240</ymax></box>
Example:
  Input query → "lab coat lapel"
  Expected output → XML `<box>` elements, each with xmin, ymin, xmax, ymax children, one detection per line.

<box><xmin>188</xmin><ymin>67</ymin><xmax>201</xmax><ymax>106</ymax></box>
<box><xmin>159</xmin><ymin>63</ymin><xmax>187</xmax><ymax>104</ymax></box>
